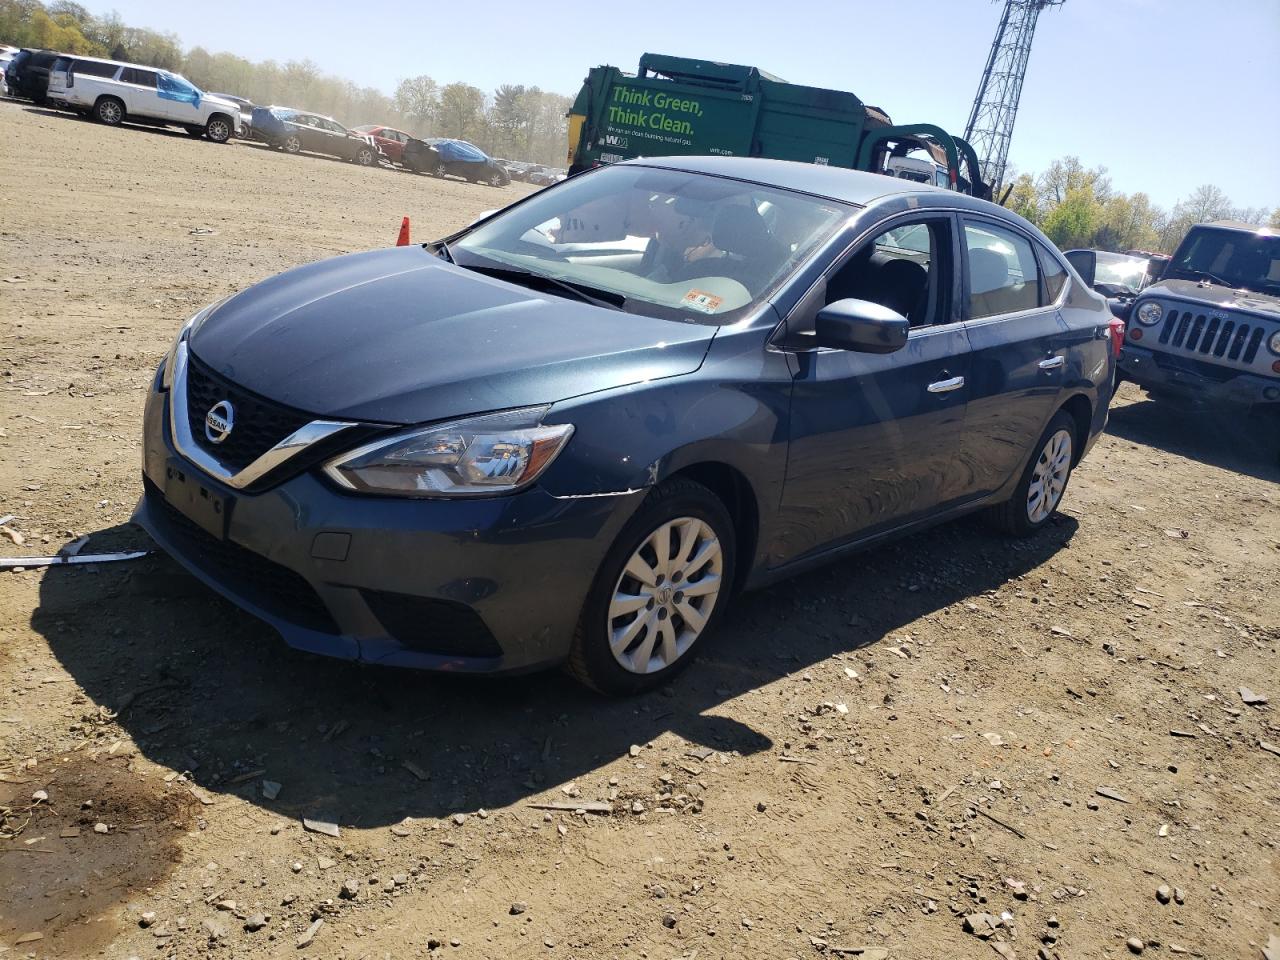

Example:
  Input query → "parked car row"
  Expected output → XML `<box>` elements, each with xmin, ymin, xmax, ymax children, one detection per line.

<box><xmin>4</xmin><ymin>48</ymin><xmax>524</xmax><ymax>183</ymax></box>
<box><xmin>495</xmin><ymin>159</ymin><xmax>567</xmax><ymax>185</ymax></box>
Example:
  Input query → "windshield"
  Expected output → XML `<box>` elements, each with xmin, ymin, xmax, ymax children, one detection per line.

<box><xmin>1166</xmin><ymin>227</ymin><xmax>1280</xmax><ymax>296</ymax></box>
<box><xmin>452</xmin><ymin>164</ymin><xmax>849</xmax><ymax>324</ymax></box>
<box><xmin>1093</xmin><ymin>252</ymin><xmax>1151</xmax><ymax>293</ymax></box>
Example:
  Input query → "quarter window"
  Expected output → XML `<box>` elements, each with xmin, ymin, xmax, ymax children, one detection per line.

<box><xmin>963</xmin><ymin>221</ymin><xmax>1040</xmax><ymax>318</ymax></box>
<box><xmin>1039</xmin><ymin>247</ymin><xmax>1067</xmax><ymax>304</ymax></box>
<box><xmin>76</xmin><ymin>61</ymin><xmax>119</xmax><ymax>79</ymax></box>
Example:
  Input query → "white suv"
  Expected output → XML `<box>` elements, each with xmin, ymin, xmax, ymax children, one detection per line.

<box><xmin>46</xmin><ymin>56</ymin><xmax>241</xmax><ymax>143</ymax></box>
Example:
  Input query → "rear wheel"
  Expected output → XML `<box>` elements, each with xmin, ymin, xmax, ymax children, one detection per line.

<box><xmin>986</xmin><ymin>411</ymin><xmax>1077</xmax><ymax>537</ymax></box>
<box><xmin>282</xmin><ymin>134</ymin><xmax>302</xmax><ymax>154</ymax></box>
<box><xmin>205</xmin><ymin>115</ymin><xmax>232</xmax><ymax>143</ymax></box>
<box><xmin>93</xmin><ymin>96</ymin><xmax>124</xmax><ymax>126</ymax></box>
<box><xmin>567</xmin><ymin>479</ymin><xmax>735</xmax><ymax>696</ymax></box>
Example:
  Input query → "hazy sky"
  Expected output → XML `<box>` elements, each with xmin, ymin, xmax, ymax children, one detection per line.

<box><xmin>101</xmin><ymin>0</ymin><xmax>1279</xmax><ymax>211</ymax></box>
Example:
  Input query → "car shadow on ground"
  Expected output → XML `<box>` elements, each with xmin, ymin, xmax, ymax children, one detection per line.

<box><xmin>1106</xmin><ymin>394</ymin><xmax>1280</xmax><ymax>483</ymax></box>
<box><xmin>32</xmin><ymin>511</ymin><xmax>1076</xmax><ymax>828</ymax></box>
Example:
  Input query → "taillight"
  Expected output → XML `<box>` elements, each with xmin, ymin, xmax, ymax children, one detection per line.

<box><xmin>1108</xmin><ymin>318</ymin><xmax>1125</xmax><ymax>357</ymax></box>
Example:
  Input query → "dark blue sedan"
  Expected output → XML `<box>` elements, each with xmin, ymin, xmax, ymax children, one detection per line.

<box><xmin>134</xmin><ymin>157</ymin><xmax>1115</xmax><ymax>694</ymax></box>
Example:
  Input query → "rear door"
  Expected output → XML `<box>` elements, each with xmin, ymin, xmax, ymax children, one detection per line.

<box><xmin>323</xmin><ymin>119</ymin><xmax>357</xmax><ymax>159</ymax></box>
<box><xmin>772</xmin><ymin>212</ymin><xmax>972</xmax><ymax>566</ymax></box>
<box><xmin>119</xmin><ymin>66</ymin><xmax>159</xmax><ymax>118</ymax></box>
<box><xmin>958</xmin><ymin>218</ymin><xmax>1074</xmax><ymax>497</ymax></box>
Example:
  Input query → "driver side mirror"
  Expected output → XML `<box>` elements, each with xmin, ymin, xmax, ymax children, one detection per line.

<box><xmin>815</xmin><ymin>299</ymin><xmax>909</xmax><ymax>354</ymax></box>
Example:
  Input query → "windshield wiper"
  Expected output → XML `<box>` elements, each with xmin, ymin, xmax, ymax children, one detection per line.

<box><xmin>433</xmin><ymin>239</ymin><xmax>454</xmax><ymax>263</ymax></box>
<box><xmin>462</xmin><ymin>264</ymin><xmax>627</xmax><ymax>310</ymax></box>
<box><xmin>1180</xmin><ymin>269</ymin><xmax>1237</xmax><ymax>288</ymax></box>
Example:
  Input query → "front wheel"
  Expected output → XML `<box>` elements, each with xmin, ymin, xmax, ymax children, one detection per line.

<box><xmin>986</xmin><ymin>411</ymin><xmax>1077</xmax><ymax>536</ymax></box>
<box><xmin>205</xmin><ymin>115</ymin><xmax>232</xmax><ymax>143</ymax></box>
<box><xmin>282</xmin><ymin>134</ymin><xmax>302</xmax><ymax>154</ymax></box>
<box><xmin>354</xmin><ymin>146</ymin><xmax>375</xmax><ymax>166</ymax></box>
<box><xmin>487</xmin><ymin>171</ymin><xmax>505</xmax><ymax>187</ymax></box>
<box><xmin>567</xmin><ymin>479</ymin><xmax>735</xmax><ymax>696</ymax></box>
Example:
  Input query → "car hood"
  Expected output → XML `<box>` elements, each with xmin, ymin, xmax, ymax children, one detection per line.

<box><xmin>188</xmin><ymin>246</ymin><xmax>716</xmax><ymax>424</ymax></box>
<box><xmin>1146</xmin><ymin>278</ymin><xmax>1280</xmax><ymax>319</ymax></box>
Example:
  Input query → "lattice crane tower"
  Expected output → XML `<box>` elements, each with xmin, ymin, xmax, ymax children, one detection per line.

<box><xmin>964</xmin><ymin>0</ymin><xmax>1063</xmax><ymax>192</ymax></box>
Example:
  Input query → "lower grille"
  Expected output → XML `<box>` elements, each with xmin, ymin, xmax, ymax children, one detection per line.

<box><xmin>144</xmin><ymin>479</ymin><xmax>338</xmax><ymax>634</ymax></box>
<box><xmin>360</xmin><ymin>589</ymin><xmax>502</xmax><ymax>658</ymax></box>
<box><xmin>1158</xmin><ymin>308</ymin><xmax>1265</xmax><ymax>364</ymax></box>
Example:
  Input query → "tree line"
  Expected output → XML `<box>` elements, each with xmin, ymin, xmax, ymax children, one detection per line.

<box><xmin>1004</xmin><ymin>157</ymin><xmax>1278</xmax><ymax>254</ymax></box>
<box><xmin>0</xmin><ymin>0</ymin><xmax>573</xmax><ymax>165</ymax></box>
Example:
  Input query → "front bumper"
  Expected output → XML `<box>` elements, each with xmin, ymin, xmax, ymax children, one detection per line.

<box><xmin>1119</xmin><ymin>344</ymin><xmax>1280</xmax><ymax>407</ymax></box>
<box><xmin>133</xmin><ymin>378</ymin><xmax>641</xmax><ymax>673</ymax></box>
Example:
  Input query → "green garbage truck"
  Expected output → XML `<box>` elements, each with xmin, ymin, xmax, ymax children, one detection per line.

<box><xmin>567</xmin><ymin>53</ymin><xmax>989</xmax><ymax>199</ymax></box>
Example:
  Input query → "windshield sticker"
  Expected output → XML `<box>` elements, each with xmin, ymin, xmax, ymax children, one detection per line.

<box><xmin>682</xmin><ymin>289</ymin><xmax>723</xmax><ymax>314</ymax></box>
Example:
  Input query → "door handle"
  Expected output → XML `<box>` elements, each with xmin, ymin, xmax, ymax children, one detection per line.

<box><xmin>927</xmin><ymin>376</ymin><xmax>965</xmax><ymax>394</ymax></box>
<box><xmin>1039</xmin><ymin>356</ymin><xmax>1065</xmax><ymax>370</ymax></box>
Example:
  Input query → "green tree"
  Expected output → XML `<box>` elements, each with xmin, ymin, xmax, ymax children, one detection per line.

<box><xmin>437</xmin><ymin>81</ymin><xmax>485</xmax><ymax>141</ymax></box>
<box><xmin>393</xmin><ymin>75</ymin><xmax>439</xmax><ymax>135</ymax></box>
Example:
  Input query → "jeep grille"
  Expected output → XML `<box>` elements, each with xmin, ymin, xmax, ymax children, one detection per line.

<box><xmin>1156</xmin><ymin>309</ymin><xmax>1266</xmax><ymax>365</ymax></box>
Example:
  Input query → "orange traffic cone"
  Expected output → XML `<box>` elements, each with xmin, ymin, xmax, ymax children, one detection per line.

<box><xmin>396</xmin><ymin>216</ymin><xmax>411</xmax><ymax>246</ymax></box>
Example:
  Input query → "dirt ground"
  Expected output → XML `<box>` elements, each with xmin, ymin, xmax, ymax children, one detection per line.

<box><xmin>1</xmin><ymin>97</ymin><xmax>1278</xmax><ymax>960</ymax></box>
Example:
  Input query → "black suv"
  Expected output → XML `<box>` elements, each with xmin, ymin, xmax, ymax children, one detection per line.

<box><xmin>5</xmin><ymin>49</ymin><xmax>60</xmax><ymax>103</ymax></box>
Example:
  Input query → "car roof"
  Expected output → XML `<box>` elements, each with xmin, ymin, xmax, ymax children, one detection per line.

<box><xmin>1202</xmin><ymin>219</ymin><xmax>1276</xmax><ymax>235</ymax></box>
<box><xmin>54</xmin><ymin>53</ymin><xmax>171</xmax><ymax>72</ymax></box>
<box><xmin>622</xmin><ymin>155</ymin><xmax>990</xmax><ymax>210</ymax></box>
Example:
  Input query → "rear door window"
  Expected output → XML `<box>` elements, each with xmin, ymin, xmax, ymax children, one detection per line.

<box><xmin>121</xmin><ymin>67</ymin><xmax>157</xmax><ymax>88</ymax></box>
<box><xmin>962</xmin><ymin>220</ymin><xmax>1041</xmax><ymax>319</ymax></box>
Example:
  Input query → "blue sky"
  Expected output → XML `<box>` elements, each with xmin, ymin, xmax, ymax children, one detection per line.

<box><xmin>103</xmin><ymin>0</ymin><xmax>1278</xmax><ymax>210</ymax></box>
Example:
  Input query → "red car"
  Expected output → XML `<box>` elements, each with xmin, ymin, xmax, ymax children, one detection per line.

<box><xmin>352</xmin><ymin>125</ymin><xmax>413</xmax><ymax>164</ymax></box>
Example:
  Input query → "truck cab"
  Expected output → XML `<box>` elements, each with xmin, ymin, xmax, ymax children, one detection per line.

<box><xmin>1118</xmin><ymin>221</ymin><xmax>1280</xmax><ymax>435</ymax></box>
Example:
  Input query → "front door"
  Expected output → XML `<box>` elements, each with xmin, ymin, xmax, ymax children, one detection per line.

<box><xmin>771</xmin><ymin>214</ymin><xmax>972</xmax><ymax>567</ymax></box>
<box><xmin>958</xmin><ymin>218</ymin><xmax>1076</xmax><ymax>496</ymax></box>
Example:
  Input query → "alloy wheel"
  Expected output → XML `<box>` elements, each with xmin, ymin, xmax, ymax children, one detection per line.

<box><xmin>207</xmin><ymin>119</ymin><xmax>230</xmax><ymax>142</ymax></box>
<box><xmin>608</xmin><ymin>517</ymin><xmax>723</xmax><ymax>675</ymax></box>
<box><xmin>98</xmin><ymin>100</ymin><xmax>122</xmax><ymax>124</ymax></box>
<box><xmin>1026</xmin><ymin>428</ymin><xmax>1072</xmax><ymax>524</ymax></box>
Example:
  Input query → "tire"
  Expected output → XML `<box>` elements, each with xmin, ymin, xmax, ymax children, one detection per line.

<box><xmin>205</xmin><ymin>115</ymin><xmax>232</xmax><ymax>143</ymax></box>
<box><xmin>986</xmin><ymin>410</ymin><xmax>1078</xmax><ymax>537</ymax></box>
<box><xmin>487</xmin><ymin>171</ymin><xmax>505</xmax><ymax>187</ymax></box>
<box><xmin>566</xmin><ymin>479</ymin><xmax>736</xmax><ymax>696</ymax></box>
<box><xmin>430</xmin><ymin>161</ymin><xmax>446</xmax><ymax>178</ymax></box>
<box><xmin>282</xmin><ymin>134</ymin><xmax>302</xmax><ymax>154</ymax></box>
<box><xmin>93</xmin><ymin>96</ymin><xmax>124</xmax><ymax>126</ymax></box>
<box><xmin>354</xmin><ymin>146</ymin><xmax>375</xmax><ymax>166</ymax></box>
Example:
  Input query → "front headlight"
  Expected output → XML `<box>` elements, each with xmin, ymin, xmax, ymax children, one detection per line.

<box><xmin>1269</xmin><ymin>329</ymin><xmax>1280</xmax><ymax>356</ymax></box>
<box><xmin>324</xmin><ymin>406</ymin><xmax>574</xmax><ymax>498</ymax></box>
<box><xmin>1135</xmin><ymin>301</ymin><xmax>1163</xmax><ymax>326</ymax></box>
<box><xmin>160</xmin><ymin>296</ymin><xmax>231</xmax><ymax>390</ymax></box>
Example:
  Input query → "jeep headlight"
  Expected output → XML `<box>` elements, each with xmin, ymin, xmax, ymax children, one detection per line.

<box><xmin>1269</xmin><ymin>330</ymin><xmax>1280</xmax><ymax>356</ymax></box>
<box><xmin>324</xmin><ymin>406</ymin><xmax>573</xmax><ymax>498</ymax></box>
<box><xmin>1135</xmin><ymin>301</ymin><xmax>1163</xmax><ymax>326</ymax></box>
